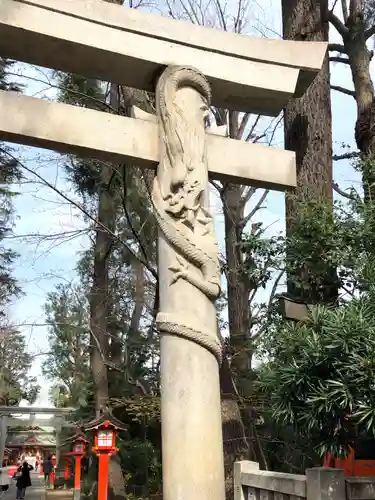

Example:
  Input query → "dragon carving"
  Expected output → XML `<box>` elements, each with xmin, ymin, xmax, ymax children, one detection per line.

<box><xmin>151</xmin><ymin>66</ymin><xmax>222</xmax><ymax>362</ymax></box>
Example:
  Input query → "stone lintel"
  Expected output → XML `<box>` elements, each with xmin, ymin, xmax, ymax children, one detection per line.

<box><xmin>20</xmin><ymin>0</ymin><xmax>327</xmax><ymax>97</ymax></box>
<box><xmin>0</xmin><ymin>90</ymin><xmax>297</xmax><ymax>191</ymax></box>
<box><xmin>0</xmin><ymin>0</ymin><xmax>317</xmax><ymax>115</ymax></box>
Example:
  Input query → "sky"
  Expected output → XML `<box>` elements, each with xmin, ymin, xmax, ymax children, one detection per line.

<box><xmin>4</xmin><ymin>0</ymin><xmax>366</xmax><ymax>408</ymax></box>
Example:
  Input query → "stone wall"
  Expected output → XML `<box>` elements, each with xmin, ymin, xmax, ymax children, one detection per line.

<box><xmin>234</xmin><ymin>461</ymin><xmax>375</xmax><ymax>500</ymax></box>
<box><xmin>347</xmin><ymin>478</ymin><xmax>375</xmax><ymax>500</ymax></box>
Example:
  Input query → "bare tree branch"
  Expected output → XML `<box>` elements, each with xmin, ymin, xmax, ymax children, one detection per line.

<box><xmin>240</xmin><ymin>190</ymin><xmax>270</xmax><ymax>229</ymax></box>
<box><xmin>328</xmin><ymin>43</ymin><xmax>346</xmax><ymax>53</ymax></box>
<box><xmin>341</xmin><ymin>0</ymin><xmax>349</xmax><ymax>23</ymax></box>
<box><xmin>328</xmin><ymin>10</ymin><xmax>349</xmax><ymax>36</ymax></box>
<box><xmin>251</xmin><ymin>269</ymin><xmax>285</xmax><ymax>342</ymax></box>
<box><xmin>332</xmin><ymin>181</ymin><xmax>358</xmax><ymax>200</ymax></box>
<box><xmin>331</xmin><ymin>85</ymin><xmax>356</xmax><ymax>97</ymax></box>
<box><xmin>234</xmin><ymin>0</ymin><xmax>243</xmax><ymax>33</ymax></box>
<box><xmin>214</xmin><ymin>0</ymin><xmax>227</xmax><ymax>30</ymax></box>
<box><xmin>333</xmin><ymin>151</ymin><xmax>360</xmax><ymax>161</ymax></box>
<box><xmin>210</xmin><ymin>179</ymin><xmax>223</xmax><ymax>193</ymax></box>
<box><xmin>241</xmin><ymin>186</ymin><xmax>257</xmax><ymax>205</ymax></box>
<box><xmin>244</xmin><ymin>115</ymin><xmax>261</xmax><ymax>142</ymax></box>
<box><xmin>120</xmin><ymin>164</ymin><xmax>153</xmax><ymax>271</ymax></box>
<box><xmin>329</xmin><ymin>56</ymin><xmax>350</xmax><ymax>64</ymax></box>
<box><xmin>7</xmin><ymin>71</ymin><xmax>114</xmax><ymax>113</ymax></box>
<box><xmin>238</xmin><ymin>113</ymin><xmax>251</xmax><ymax>140</ymax></box>
<box><xmin>1</xmin><ymin>148</ymin><xmax>158</xmax><ymax>280</ymax></box>
<box><xmin>365</xmin><ymin>24</ymin><xmax>375</xmax><ymax>40</ymax></box>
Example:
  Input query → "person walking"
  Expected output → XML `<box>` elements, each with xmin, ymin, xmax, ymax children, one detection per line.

<box><xmin>0</xmin><ymin>462</ymin><xmax>10</xmax><ymax>494</ymax></box>
<box><xmin>15</xmin><ymin>461</ymin><xmax>33</xmax><ymax>500</ymax></box>
<box><xmin>43</xmin><ymin>457</ymin><xmax>53</xmax><ymax>489</ymax></box>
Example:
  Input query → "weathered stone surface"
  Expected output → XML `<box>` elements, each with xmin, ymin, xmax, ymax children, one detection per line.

<box><xmin>347</xmin><ymin>477</ymin><xmax>375</xmax><ymax>500</ymax></box>
<box><xmin>17</xmin><ymin>0</ymin><xmax>327</xmax><ymax>94</ymax></box>
<box><xmin>153</xmin><ymin>66</ymin><xmax>225</xmax><ymax>500</ymax></box>
<box><xmin>0</xmin><ymin>0</ymin><xmax>326</xmax><ymax>115</ymax></box>
<box><xmin>0</xmin><ymin>90</ymin><xmax>297</xmax><ymax>190</ymax></box>
<box><xmin>241</xmin><ymin>470</ymin><xmax>306</xmax><ymax>498</ymax></box>
<box><xmin>306</xmin><ymin>468</ymin><xmax>345</xmax><ymax>500</ymax></box>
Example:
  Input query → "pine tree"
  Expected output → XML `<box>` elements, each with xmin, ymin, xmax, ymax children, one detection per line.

<box><xmin>42</xmin><ymin>283</ymin><xmax>91</xmax><ymax>407</ymax></box>
<box><xmin>0</xmin><ymin>329</ymin><xmax>39</xmax><ymax>405</ymax></box>
<box><xmin>0</xmin><ymin>58</ymin><xmax>22</xmax><ymax>314</ymax></box>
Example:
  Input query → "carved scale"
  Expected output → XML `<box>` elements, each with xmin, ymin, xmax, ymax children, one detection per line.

<box><xmin>151</xmin><ymin>66</ymin><xmax>223</xmax><ymax>364</ymax></box>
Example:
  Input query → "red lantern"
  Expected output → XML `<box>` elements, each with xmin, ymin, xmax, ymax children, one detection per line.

<box><xmin>84</xmin><ymin>411</ymin><xmax>127</xmax><ymax>500</ymax></box>
<box><xmin>94</xmin><ymin>426</ymin><xmax>116</xmax><ymax>452</ymax></box>
<box><xmin>73</xmin><ymin>440</ymin><xmax>86</xmax><ymax>454</ymax></box>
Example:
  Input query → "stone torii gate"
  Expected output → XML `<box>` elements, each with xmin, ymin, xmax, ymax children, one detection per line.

<box><xmin>0</xmin><ymin>406</ymin><xmax>76</xmax><ymax>468</ymax></box>
<box><xmin>0</xmin><ymin>1</ymin><xmax>326</xmax><ymax>499</ymax></box>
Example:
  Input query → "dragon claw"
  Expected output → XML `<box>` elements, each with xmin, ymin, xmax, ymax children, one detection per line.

<box><xmin>169</xmin><ymin>256</ymin><xmax>189</xmax><ymax>285</ymax></box>
<box><xmin>170</xmin><ymin>270</ymin><xmax>189</xmax><ymax>284</ymax></box>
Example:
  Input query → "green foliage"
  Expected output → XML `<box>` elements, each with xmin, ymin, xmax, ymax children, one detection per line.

<box><xmin>241</xmin><ymin>225</ymin><xmax>284</xmax><ymax>291</ymax></box>
<box><xmin>0</xmin><ymin>328</ymin><xmax>40</xmax><ymax>405</ymax></box>
<box><xmin>119</xmin><ymin>436</ymin><xmax>161</xmax><ymax>498</ymax></box>
<box><xmin>0</xmin><ymin>58</ymin><xmax>35</xmax><ymax>407</ymax></box>
<box><xmin>285</xmin><ymin>198</ymin><xmax>342</xmax><ymax>303</ymax></box>
<box><xmin>0</xmin><ymin>58</ymin><xmax>23</xmax><ymax>313</ymax></box>
<box><xmin>42</xmin><ymin>283</ymin><xmax>91</xmax><ymax>407</ymax></box>
<box><xmin>242</xmin><ymin>189</ymin><xmax>375</xmax><ymax>308</ymax></box>
<box><xmin>258</xmin><ymin>291</ymin><xmax>375</xmax><ymax>458</ymax></box>
<box><xmin>111</xmin><ymin>396</ymin><xmax>160</xmax><ymax>423</ymax></box>
<box><xmin>246</xmin><ymin>167</ymin><xmax>375</xmax><ymax>462</ymax></box>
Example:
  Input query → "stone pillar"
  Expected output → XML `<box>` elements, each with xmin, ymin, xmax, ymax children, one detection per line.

<box><xmin>152</xmin><ymin>65</ymin><xmax>225</xmax><ymax>500</ymax></box>
<box><xmin>55</xmin><ymin>419</ymin><xmax>62</xmax><ymax>468</ymax></box>
<box><xmin>306</xmin><ymin>467</ymin><xmax>346</xmax><ymax>500</ymax></box>
<box><xmin>0</xmin><ymin>415</ymin><xmax>7</xmax><ymax>465</ymax></box>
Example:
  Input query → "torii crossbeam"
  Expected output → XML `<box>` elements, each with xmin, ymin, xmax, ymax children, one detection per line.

<box><xmin>0</xmin><ymin>2</ymin><xmax>327</xmax><ymax>500</ymax></box>
<box><xmin>0</xmin><ymin>0</ymin><xmax>326</xmax><ymax>115</ymax></box>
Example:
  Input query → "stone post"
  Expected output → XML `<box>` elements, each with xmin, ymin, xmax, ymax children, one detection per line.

<box><xmin>306</xmin><ymin>467</ymin><xmax>346</xmax><ymax>500</ymax></box>
<box><xmin>0</xmin><ymin>415</ymin><xmax>7</xmax><ymax>465</ymax></box>
<box><xmin>234</xmin><ymin>461</ymin><xmax>260</xmax><ymax>500</ymax></box>
<box><xmin>152</xmin><ymin>65</ymin><xmax>225</xmax><ymax>500</ymax></box>
<box><xmin>54</xmin><ymin>418</ymin><xmax>62</xmax><ymax>468</ymax></box>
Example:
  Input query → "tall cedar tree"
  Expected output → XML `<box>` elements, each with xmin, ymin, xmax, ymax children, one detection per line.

<box><xmin>328</xmin><ymin>0</ymin><xmax>375</xmax><ymax>202</ymax></box>
<box><xmin>0</xmin><ymin>58</ymin><xmax>22</xmax><ymax>313</ymax></box>
<box><xmin>0</xmin><ymin>58</ymin><xmax>39</xmax><ymax>406</ymax></box>
<box><xmin>282</xmin><ymin>0</ymin><xmax>338</xmax><ymax>304</ymax></box>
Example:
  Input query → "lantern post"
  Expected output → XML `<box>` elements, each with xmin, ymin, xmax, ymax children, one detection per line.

<box><xmin>84</xmin><ymin>412</ymin><xmax>127</xmax><ymax>500</ymax></box>
<box><xmin>71</xmin><ymin>434</ymin><xmax>89</xmax><ymax>500</ymax></box>
<box><xmin>64</xmin><ymin>456</ymin><xmax>70</xmax><ymax>481</ymax></box>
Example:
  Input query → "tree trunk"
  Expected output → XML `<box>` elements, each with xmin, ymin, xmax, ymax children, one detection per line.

<box><xmin>219</xmin><ymin>350</ymin><xmax>250</xmax><ymax>498</ymax></box>
<box><xmin>89</xmin><ymin>168</ymin><xmax>115</xmax><ymax>416</ymax></box>
<box><xmin>282</xmin><ymin>0</ymin><xmax>336</xmax><ymax>303</ymax></box>
<box><xmin>89</xmin><ymin>0</ymin><xmax>124</xmax><ymax>420</ymax></box>
<box><xmin>343</xmin><ymin>1</ymin><xmax>375</xmax><ymax>201</ymax></box>
<box><xmin>91</xmin><ymin>0</ymin><xmax>126</xmax><ymax>479</ymax></box>
<box><xmin>221</xmin><ymin>184</ymin><xmax>253</xmax><ymax>398</ymax></box>
<box><xmin>219</xmin><ymin>112</ymin><xmax>259</xmax><ymax>497</ymax></box>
